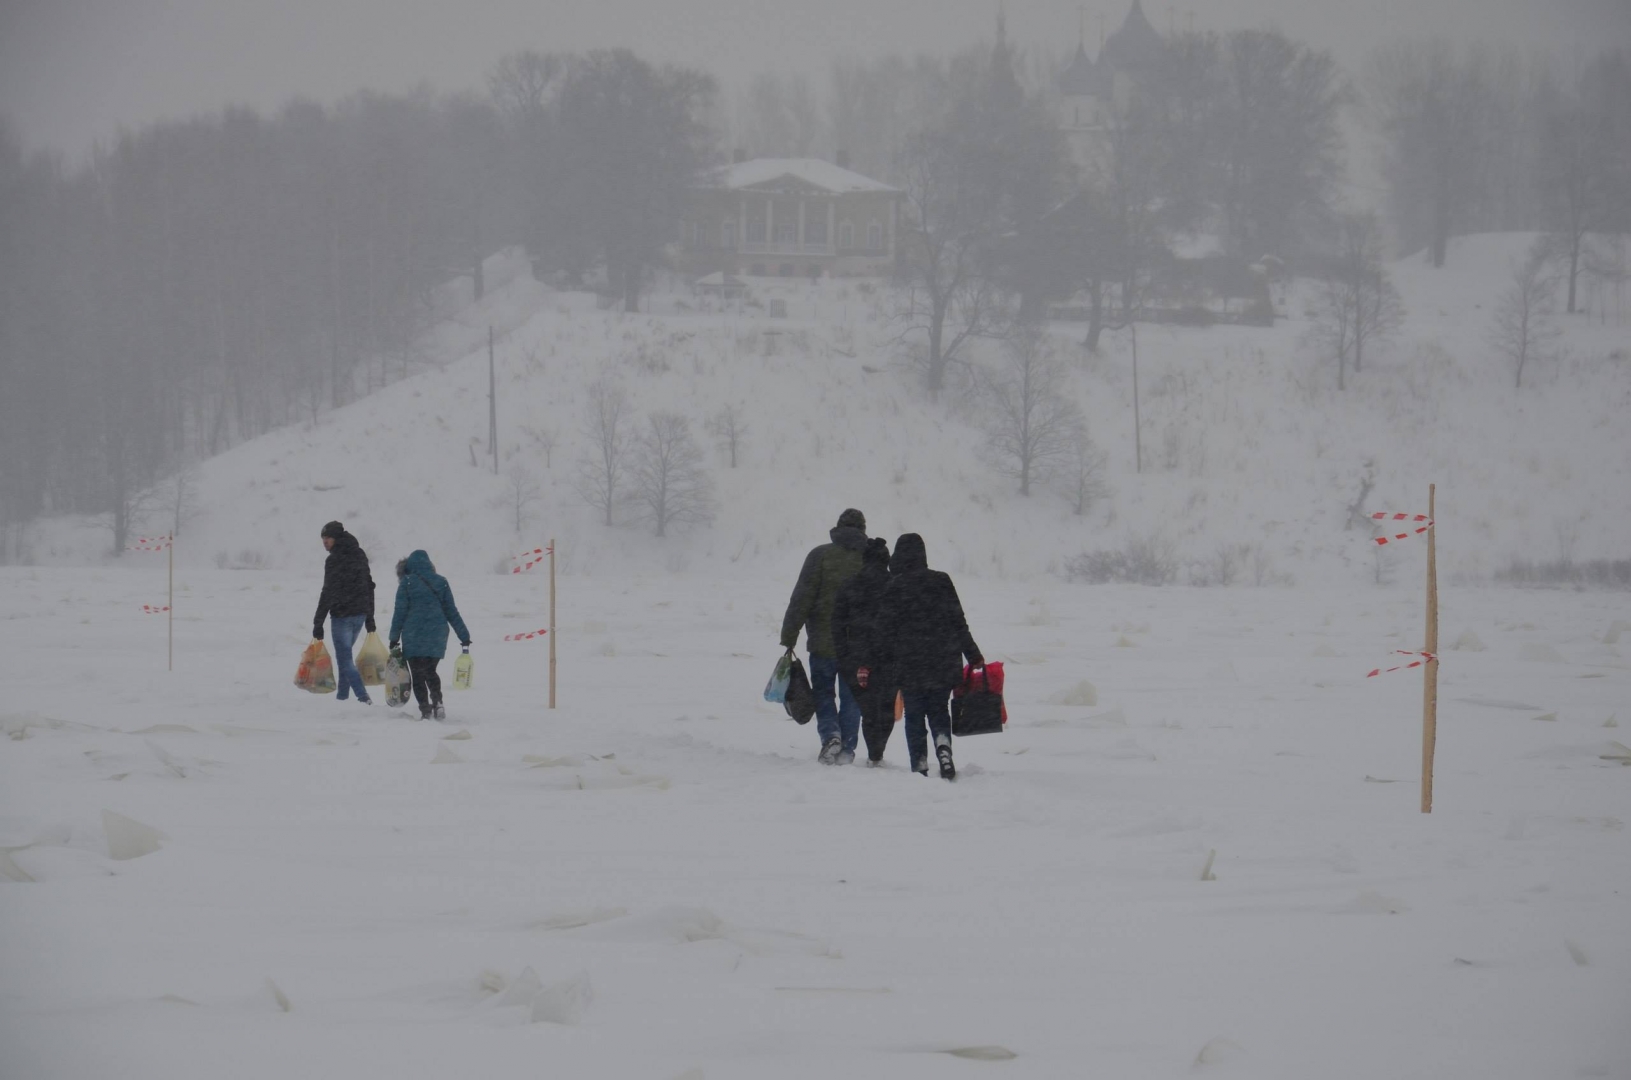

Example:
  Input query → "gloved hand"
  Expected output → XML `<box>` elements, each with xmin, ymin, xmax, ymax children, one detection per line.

<box><xmin>365</xmin><ymin>616</ymin><xmax>377</xmax><ymax>634</ymax></box>
<box><xmin>968</xmin><ymin>653</ymin><xmax>984</xmax><ymax>670</ymax></box>
<box><xmin>857</xmin><ymin>666</ymin><xmax>870</xmax><ymax>689</ymax></box>
<box><xmin>312</xmin><ymin>624</ymin><xmax>324</xmax><ymax>642</ymax></box>
<box><xmin>461</xmin><ymin>643</ymin><xmax>471</xmax><ymax>652</ymax></box>
<box><xmin>389</xmin><ymin>640</ymin><xmax>400</xmax><ymax>654</ymax></box>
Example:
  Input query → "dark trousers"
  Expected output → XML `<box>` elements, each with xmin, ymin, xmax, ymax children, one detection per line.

<box><xmin>900</xmin><ymin>689</ymin><xmax>952</xmax><ymax>769</ymax></box>
<box><xmin>856</xmin><ymin>682</ymin><xmax>895</xmax><ymax>762</ymax></box>
<box><xmin>407</xmin><ymin>656</ymin><xmax>443</xmax><ymax>708</ymax></box>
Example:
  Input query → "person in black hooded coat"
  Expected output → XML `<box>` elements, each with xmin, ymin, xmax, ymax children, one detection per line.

<box><xmin>877</xmin><ymin>533</ymin><xmax>982</xmax><ymax>779</ymax></box>
<box><xmin>312</xmin><ymin>520</ymin><xmax>376</xmax><ymax>705</ymax></box>
<box><xmin>832</xmin><ymin>537</ymin><xmax>895</xmax><ymax>765</ymax></box>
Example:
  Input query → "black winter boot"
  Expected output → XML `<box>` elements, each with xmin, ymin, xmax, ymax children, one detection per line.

<box><xmin>935</xmin><ymin>734</ymin><xmax>955</xmax><ymax>781</ymax></box>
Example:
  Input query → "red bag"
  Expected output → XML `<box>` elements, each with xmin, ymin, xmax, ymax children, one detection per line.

<box><xmin>951</xmin><ymin>661</ymin><xmax>1006</xmax><ymax>736</ymax></box>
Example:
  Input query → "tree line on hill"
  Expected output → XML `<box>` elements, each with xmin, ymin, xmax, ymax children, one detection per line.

<box><xmin>0</xmin><ymin>34</ymin><xmax>1626</xmax><ymax>553</ymax></box>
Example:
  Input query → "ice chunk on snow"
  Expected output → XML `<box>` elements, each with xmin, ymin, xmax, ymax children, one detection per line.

<box><xmin>1565</xmin><ymin>939</ymin><xmax>1589</xmax><ymax>966</ymax></box>
<box><xmin>1194</xmin><ymin>1037</ymin><xmax>1247</xmax><ymax>1066</ymax></box>
<box><xmin>478</xmin><ymin>970</ymin><xmax>506</xmax><ymax>996</ymax></box>
<box><xmin>1532</xmin><ymin>712</ymin><xmax>1558</xmax><ymax>722</ymax></box>
<box><xmin>1047</xmin><ymin>681</ymin><xmax>1098</xmax><ymax>707</ymax></box>
<box><xmin>442</xmin><ymin>729</ymin><xmax>472</xmax><ymax>741</ymax></box>
<box><xmin>944</xmin><ymin>1046</ymin><xmax>1018</xmax><ymax>1061</ymax></box>
<box><xmin>266</xmin><ymin>977</ymin><xmax>291</xmax><ymax>1012</ymax></box>
<box><xmin>1200</xmin><ymin>849</ymin><xmax>1217</xmax><ymax>881</ymax></box>
<box><xmin>532</xmin><ymin>906</ymin><xmax>628</xmax><ymax>931</ymax></box>
<box><xmin>1450</xmin><ymin>629</ymin><xmax>1486</xmax><ymax>652</ymax></box>
<box><xmin>1521</xmin><ymin>642</ymin><xmax>1565</xmax><ymax>663</ymax></box>
<box><xmin>590</xmin><ymin>906</ymin><xmax>723</xmax><ymax>943</ymax></box>
<box><xmin>102</xmin><ymin>810</ymin><xmax>166</xmax><ymax>860</ymax></box>
<box><xmin>1114</xmin><ymin>635</ymin><xmax>1135</xmax><ymax>648</ymax></box>
<box><xmin>499</xmin><ymin>966</ymin><xmax>542</xmax><ymax>1008</ymax></box>
<box><xmin>0</xmin><ymin>850</ymin><xmax>35</xmax><ymax>882</ymax></box>
<box><xmin>529</xmin><ymin>970</ymin><xmax>592</xmax><ymax>1025</ymax></box>
<box><xmin>431</xmin><ymin>746</ymin><xmax>463</xmax><ymax>764</ymax></box>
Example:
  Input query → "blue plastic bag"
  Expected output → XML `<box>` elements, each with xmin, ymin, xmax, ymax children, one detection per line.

<box><xmin>763</xmin><ymin>653</ymin><xmax>793</xmax><ymax>703</ymax></box>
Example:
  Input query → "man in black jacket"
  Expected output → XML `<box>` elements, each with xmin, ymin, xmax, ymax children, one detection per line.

<box><xmin>878</xmin><ymin>533</ymin><xmax>981</xmax><ymax>780</ymax></box>
<box><xmin>312</xmin><ymin>520</ymin><xmax>376</xmax><ymax>704</ymax></box>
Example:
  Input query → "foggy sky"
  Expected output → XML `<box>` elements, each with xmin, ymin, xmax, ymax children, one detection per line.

<box><xmin>3</xmin><ymin>0</ymin><xmax>1628</xmax><ymax>159</ymax></box>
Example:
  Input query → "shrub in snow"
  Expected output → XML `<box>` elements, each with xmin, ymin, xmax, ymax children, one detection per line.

<box><xmin>1063</xmin><ymin>534</ymin><xmax>1178</xmax><ymax>585</ymax></box>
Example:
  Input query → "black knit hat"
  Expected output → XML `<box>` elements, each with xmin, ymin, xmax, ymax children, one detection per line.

<box><xmin>836</xmin><ymin>508</ymin><xmax>866</xmax><ymax>531</ymax></box>
<box><xmin>320</xmin><ymin>520</ymin><xmax>345</xmax><ymax>540</ymax></box>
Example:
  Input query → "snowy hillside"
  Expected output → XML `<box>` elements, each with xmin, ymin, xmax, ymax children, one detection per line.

<box><xmin>18</xmin><ymin>231</ymin><xmax>1631</xmax><ymax>589</ymax></box>
<box><xmin>4</xmin><ymin>233</ymin><xmax>1628</xmax><ymax>1078</ymax></box>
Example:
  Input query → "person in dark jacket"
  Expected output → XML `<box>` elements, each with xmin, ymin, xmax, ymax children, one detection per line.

<box><xmin>388</xmin><ymin>550</ymin><xmax>471</xmax><ymax>721</ymax></box>
<box><xmin>832</xmin><ymin>537</ymin><xmax>895</xmax><ymax>766</ymax></box>
<box><xmin>781</xmin><ymin>508</ymin><xmax>869</xmax><ymax>764</ymax></box>
<box><xmin>878</xmin><ymin>533</ymin><xmax>982</xmax><ymax>780</ymax></box>
<box><xmin>312</xmin><ymin>520</ymin><xmax>376</xmax><ymax>705</ymax></box>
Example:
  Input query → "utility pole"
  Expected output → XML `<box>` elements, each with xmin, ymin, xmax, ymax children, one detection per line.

<box><xmin>488</xmin><ymin>325</ymin><xmax>498</xmax><ymax>475</ymax></box>
<box><xmin>1131</xmin><ymin>320</ymin><xmax>1142</xmax><ymax>474</ymax></box>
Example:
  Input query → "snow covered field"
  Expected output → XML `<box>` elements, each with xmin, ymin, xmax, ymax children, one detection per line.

<box><xmin>3</xmin><ymin>565</ymin><xmax>1628</xmax><ymax>1078</ymax></box>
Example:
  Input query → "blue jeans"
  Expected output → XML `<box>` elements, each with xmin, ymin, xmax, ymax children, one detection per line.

<box><xmin>809</xmin><ymin>654</ymin><xmax>860</xmax><ymax>753</ymax></box>
<box><xmin>901</xmin><ymin>690</ymin><xmax>952</xmax><ymax>769</ymax></box>
<box><xmin>330</xmin><ymin>614</ymin><xmax>369</xmax><ymax>701</ymax></box>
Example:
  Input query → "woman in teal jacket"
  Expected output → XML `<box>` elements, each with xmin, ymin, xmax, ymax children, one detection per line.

<box><xmin>388</xmin><ymin>550</ymin><xmax>472</xmax><ymax>720</ymax></box>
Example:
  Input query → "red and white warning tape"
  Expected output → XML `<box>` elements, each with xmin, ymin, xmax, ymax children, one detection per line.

<box><xmin>1366</xmin><ymin>651</ymin><xmax>1435</xmax><ymax>678</ymax></box>
<box><xmin>128</xmin><ymin>535</ymin><xmax>173</xmax><ymax>551</ymax></box>
<box><xmin>141</xmin><ymin>604</ymin><xmax>170</xmax><ymax>614</ymax></box>
<box><xmin>510</xmin><ymin>545</ymin><xmax>553</xmax><ymax>573</ymax></box>
<box><xmin>1371</xmin><ymin>513</ymin><xmax>1433</xmax><ymax>545</ymax></box>
<box><xmin>503</xmin><ymin>628</ymin><xmax>549</xmax><ymax>641</ymax></box>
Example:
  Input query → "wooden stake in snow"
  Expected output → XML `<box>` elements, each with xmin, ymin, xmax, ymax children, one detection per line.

<box><xmin>488</xmin><ymin>325</ymin><xmax>499</xmax><ymax>476</ymax></box>
<box><xmin>1422</xmin><ymin>483</ymin><xmax>1439</xmax><ymax>813</ymax></box>
<box><xmin>549</xmin><ymin>537</ymin><xmax>557</xmax><ymax>709</ymax></box>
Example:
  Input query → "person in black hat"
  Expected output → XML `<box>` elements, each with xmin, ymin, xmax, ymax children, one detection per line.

<box><xmin>780</xmin><ymin>508</ymin><xmax>869</xmax><ymax>764</ymax></box>
<box><xmin>313</xmin><ymin>521</ymin><xmax>376</xmax><ymax>705</ymax></box>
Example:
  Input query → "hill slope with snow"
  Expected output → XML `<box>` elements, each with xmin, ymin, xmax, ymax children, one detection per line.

<box><xmin>21</xmin><ymin>233</ymin><xmax>1631</xmax><ymax>587</ymax></box>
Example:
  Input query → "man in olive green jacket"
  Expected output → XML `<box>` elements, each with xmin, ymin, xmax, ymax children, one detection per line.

<box><xmin>781</xmin><ymin>508</ymin><xmax>869</xmax><ymax>764</ymax></box>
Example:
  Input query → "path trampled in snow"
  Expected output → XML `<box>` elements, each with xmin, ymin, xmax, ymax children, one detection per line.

<box><xmin>2</xmin><ymin>568</ymin><xmax>1627</xmax><ymax>1078</ymax></box>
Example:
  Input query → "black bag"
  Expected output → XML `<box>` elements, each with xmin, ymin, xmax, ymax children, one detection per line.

<box><xmin>783</xmin><ymin>655</ymin><xmax>816</xmax><ymax>725</ymax></box>
<box><xmin>950</xmin><ymin>663</ymin><xmax>1005</xmax><ymax>736</ymax></box>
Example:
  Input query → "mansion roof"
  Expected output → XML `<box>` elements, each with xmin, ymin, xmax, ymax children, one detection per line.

<box><xmin>700</xmin><ymin>158</ymin><xmax>899</xmax><ymax>196</ymax></box>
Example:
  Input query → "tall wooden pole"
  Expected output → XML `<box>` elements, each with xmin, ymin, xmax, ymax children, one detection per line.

<box><xmin>488</xmin><ymin>326</ymin><xmax>498</xmax><ymax>475</ymax></box>
<box><xmin>167</xmin><ymin>537</ymin><xmax>174</xmax><ymax>672</ymax></box>
<box><xmin>1421</xmin><ymin>484</ymin><xmax>1438</xmax><ymax>813</ymax></box>
<box><xmin>548</xmin><ymin>538</ymin><xmax>557</xmax><ymax>709</ymax></box>
<box><xmin>1131</xmin><ymin>321</ymin><xmax>1142</xmax><ymax>474</ymax></box>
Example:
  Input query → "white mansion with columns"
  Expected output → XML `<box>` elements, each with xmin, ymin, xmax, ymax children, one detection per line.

<box><xmin>676</xmin><ymin>156</ymin><xmax>901</xmax><ymax>279</ymax></box>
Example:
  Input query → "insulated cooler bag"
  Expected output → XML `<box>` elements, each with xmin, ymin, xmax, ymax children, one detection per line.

<box><xmin>951</xmin><ymin>662</ymin><xmax>1006</xmax><ymax>736</ymax></box>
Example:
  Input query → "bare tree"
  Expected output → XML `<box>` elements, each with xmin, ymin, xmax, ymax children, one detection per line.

<box><xmin>704</xmin><ymin>403</ymin><xmax>749</xmax><ymax>468</ymax></box>
<box><xmin>505</xmin><ymin>466</ymin><xmax>543</xmax><ymax>534</ymax></box>
<box><xmin>523</xmin><ymin>425</ymin><xmax>557</xmax><ymax>468</ymax></box>
<box><xmin>1368</xmin><ymin>40</ymin><xmax>1494</xmax><ymax>268</ymax></box>
<box><xmin>630</xmin><ymin>412</ymin><xmax>716</xmax><ymax>538</ymax></box>
<box><xmin>574</xmin><ymin>377</ymin><xmax>632</xmax><ymax>525</ymax></box>
<box><xmin>894</xmin><ymin>121</ymin><xmax>1012</xmax><ymax>397</ymax></box>
<box><xmin>980</xmin><ymin>329</ymin><xmax>1084</xmax><ymax>496</ymax></box>
<box><xmin>1059</xmin><ymin>429</ymin><xmax>1111</xmax><ymax>516</ymax></box>
<box><xmin>487</xmin><ymin>51</ymin><xmax>565</xmax><ymax>125</ymax></box>
<box><xmin>1303</xmin><ymin>212</ymin><xmax>1405</xmax><ymax>390</ymax></box>
<box><xmin>1489</xmin><ymin>241</ymin><xmax>1560</xmax><ymax>389</ymax></box>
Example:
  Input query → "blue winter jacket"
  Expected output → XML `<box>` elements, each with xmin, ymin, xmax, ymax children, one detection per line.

<box><xmin>388</xmin><ymin>550</ymin><xmax>471</xmax><ymax>659</ymax></box>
